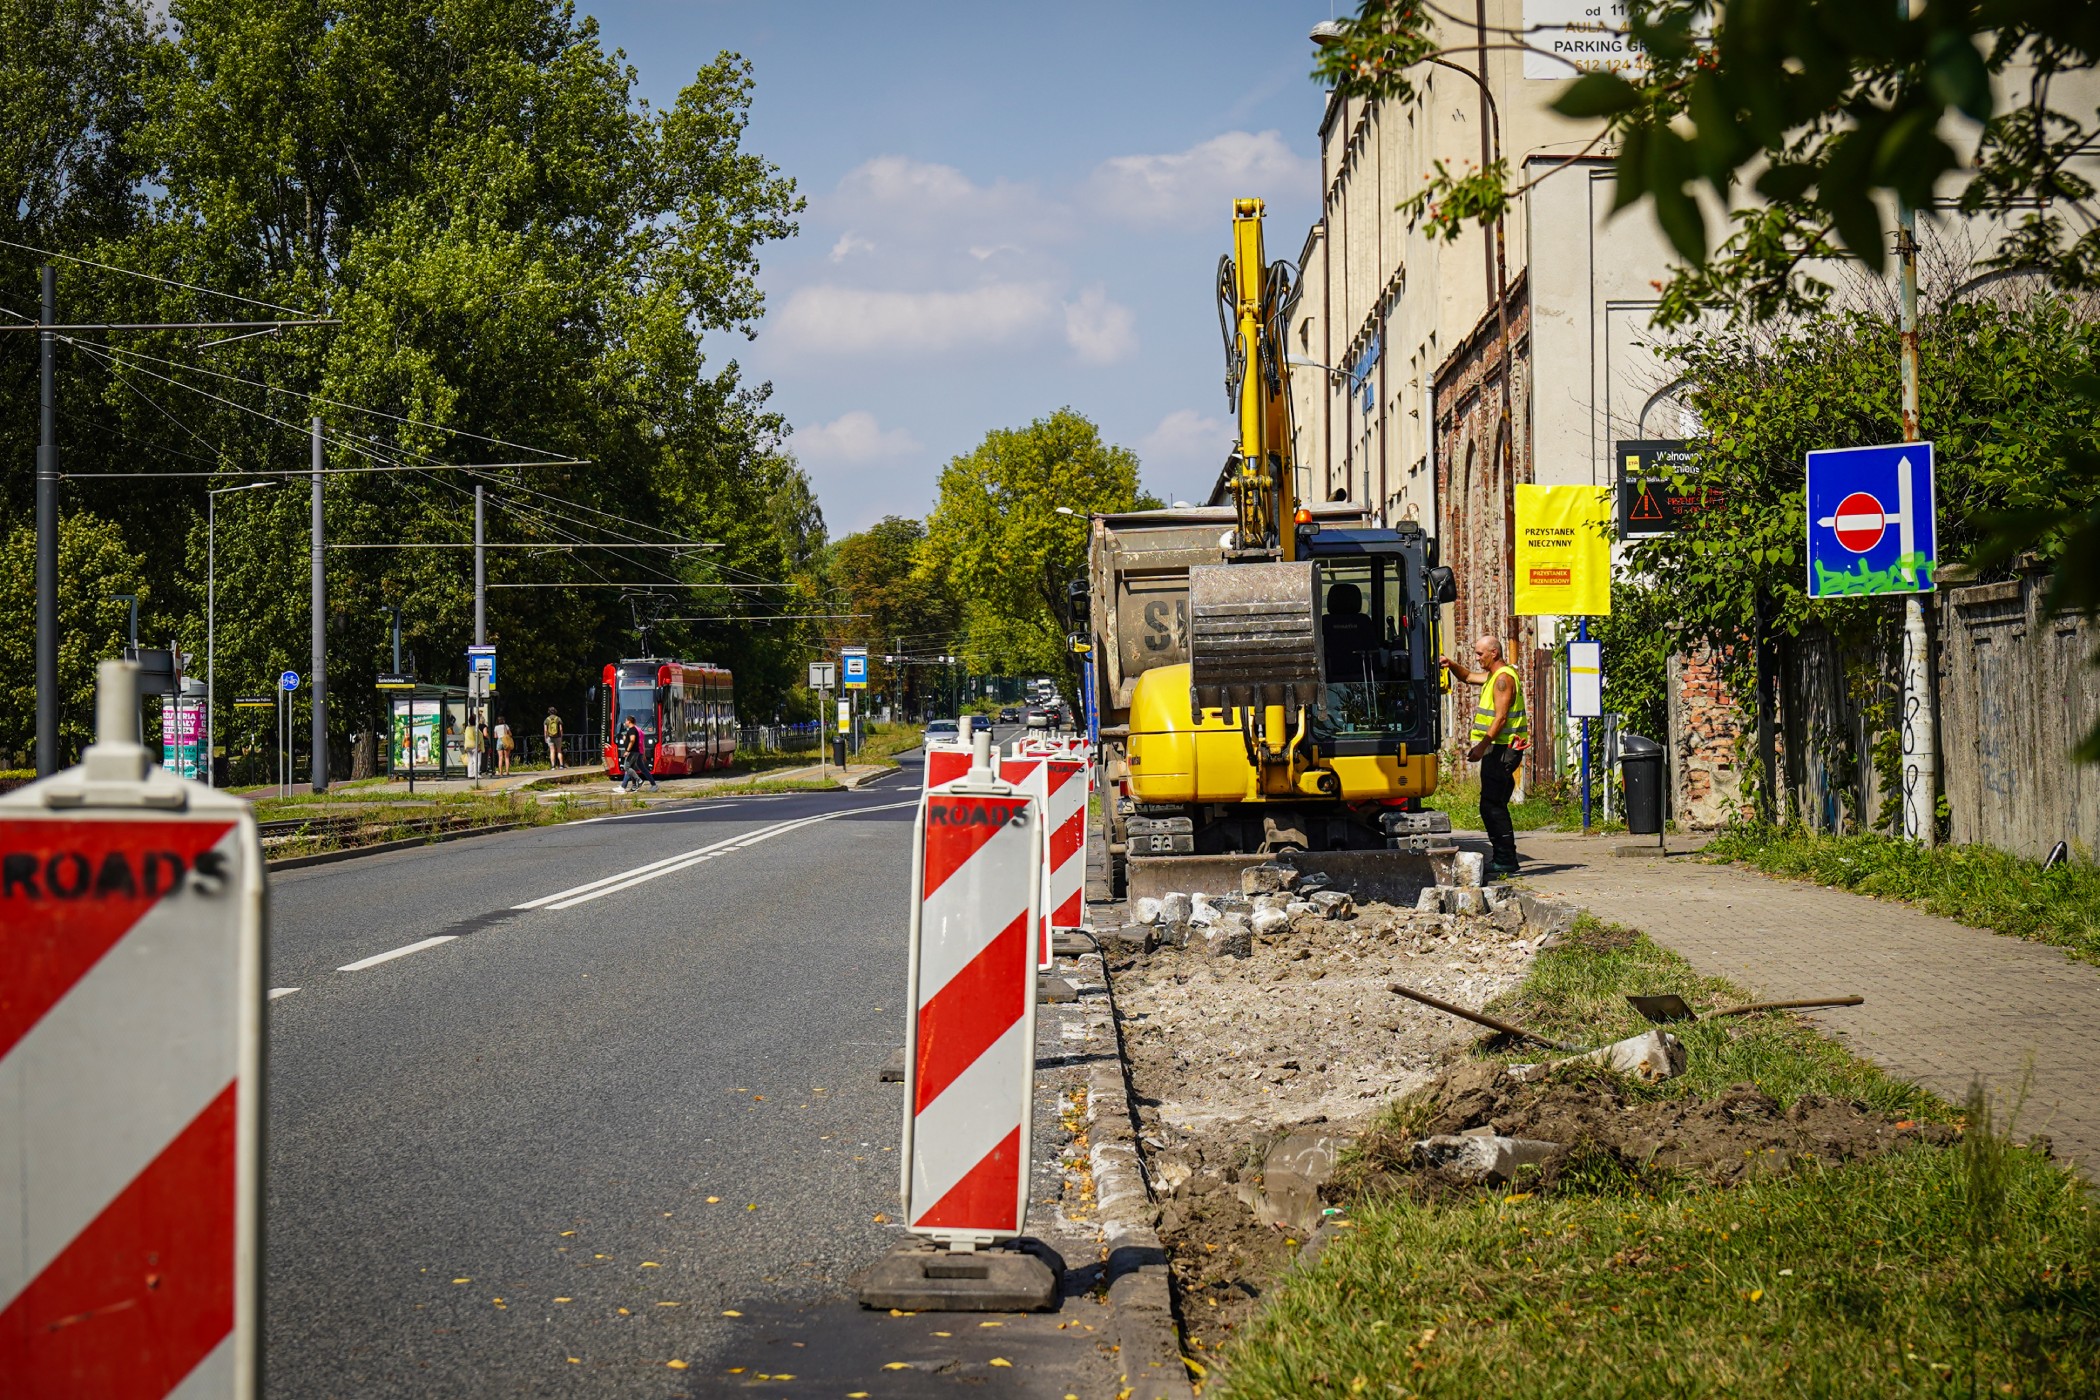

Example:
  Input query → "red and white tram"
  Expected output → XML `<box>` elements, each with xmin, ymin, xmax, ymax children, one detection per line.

<box><xmin>601</xmin><ymin>657</ymin><xmax>736</xmax><ymax>777</ymax></box>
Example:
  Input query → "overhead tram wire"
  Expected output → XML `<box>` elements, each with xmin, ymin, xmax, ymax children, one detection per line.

<box><xmin>0</xmin><ymin>234</ymin><xmax>317</xmax><ymax>316</ymax></box>
<box><xmin>72</xmin><ymin>336</ymin><xmax>580</xmax><ymax>460</ymax></box>
<box><xmin>60</xmin><ymin>340</ymin><xmax>588</xmax><ymax>477</ymax></box>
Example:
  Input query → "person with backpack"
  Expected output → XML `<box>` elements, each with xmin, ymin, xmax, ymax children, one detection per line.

<box><xmin>543</xmin><ymin>707</ymin><xmax>564</xmax><ymax>768</ymax></box>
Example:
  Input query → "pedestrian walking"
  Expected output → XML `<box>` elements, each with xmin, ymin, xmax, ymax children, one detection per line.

<box><xmin>463</xmin><ymin>712</ymin><xmax>482</xmax><ymax>781</ymax></box>
<box><xmin>543</xmin><ymin>707</ymin><xmax>564</xmax><ymax>768</ymax></box>
<box><xmin>495</xmin><ymin>715</ymin><xmax>514</xmax><ymax>776</ymax></box>
<box><xmin>1442</xmin><ymin>636</ymin><xmax>1528</xmax><ymax>877</ymax></box>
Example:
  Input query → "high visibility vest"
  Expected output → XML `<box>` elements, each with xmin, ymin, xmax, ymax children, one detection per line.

<box><xmin>1469</xmin><ymin>664</ymin><xmax>1528</xmax><ymax>746</ymax></box>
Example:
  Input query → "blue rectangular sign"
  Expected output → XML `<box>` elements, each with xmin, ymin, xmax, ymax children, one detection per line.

<box><xmin>841</xmin><ymin>647</ymin><xmax>868</xmax><ymax>690</ymax></box>
<box><xmin>1805</xmin><ymin>441</ymin><xmax>1936</xmax><ymax>598</ymax></box>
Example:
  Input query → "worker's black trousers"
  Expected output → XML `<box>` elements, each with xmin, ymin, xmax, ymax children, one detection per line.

<box><xmin>1479</xmin><ymin>745</ymin><xmax>1524</xmax><ymax>868</ymax></box>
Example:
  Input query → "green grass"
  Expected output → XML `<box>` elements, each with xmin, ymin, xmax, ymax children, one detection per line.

<box><xmin>1219</xmin><ymin>920</ymin><xmax>2099</xmax><ymax>1398</ymax></box>
<box><xmin>1426</xmin><ymin>774</ymin><xmax>1621</xmax><ymax>835</ymax></box>
<box><xmin>856</xmin><ymin>720</ymin><xmax>927</xmax><ymax>767</ymax></box>
<box><xmin>1707</xmin><ymin>824</ymin><xmax>2100</xmax><ymax>966</ymax></box>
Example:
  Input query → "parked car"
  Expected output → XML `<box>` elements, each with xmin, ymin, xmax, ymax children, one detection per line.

<box><xmin>922</xmin><ymin>718</ymin><xmax>960</xmax><ymax>748</ymax></box>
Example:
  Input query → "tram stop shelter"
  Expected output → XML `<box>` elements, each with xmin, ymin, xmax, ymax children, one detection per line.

<box><xmin>380</xmin><ymin>680</ymin><xmax>473</xmax><ymax>780</ymax></box>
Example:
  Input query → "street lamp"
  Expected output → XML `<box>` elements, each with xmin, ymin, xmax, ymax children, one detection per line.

<box><xmin>208</xmin><ymin>481</ymin><xmax>275</xmax><ymax>787</ymax></box>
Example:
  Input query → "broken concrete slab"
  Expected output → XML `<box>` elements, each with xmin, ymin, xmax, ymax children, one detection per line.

<box><xmin>1414</xmin><ymin>1133</ymin><xmax>1562</xmax><ymax>1185</ymax></box>
<box><xmin>1051</xmin><ymin>933</ymin><xmax>1091</xmax><ymax>956</ymax></box>
<box><xmin>1236</xmin><ymin>1125</ymin><xmax>1348</xmax><ymax>1232</ymax></box>
<box><xmin>879</xmin><ymin>1047</ymin><xmax>906</xmax><ymax>1083</ymax></box>
<box><xmin>1039</xmin><ymin>975</ymin><xmax>1079</xmax><ymax>1004</ymax></box>
<box><xmin>1309</xmin><ymin>890</ymin><xmax>1355</xmax><ymax>919</ymax></box>
<box><xmin>1241</xmin><ymin>862</ymin><xmax>1299</xmax><ymax>896</ymax></box>
<box><xmin>1452</xmin><ymin>851</ymin><xmax>1485</xmax><ymax>888</ymax></box>
<box><xmin>1250</xmin><ymin>907</ymin><xmax>1290</xmax><ymax>939</ymax></box>
<box><xmin>1133</xmin><ymin>896</ymin><xmax>1164</xmax><ymax>926</ymax></box>
<box><xmin>1198</xmin><ymin>917</ymin><xmax>1253</xmax><ymax>959</ymax></box>
<box><xmin>1157</xmin><ymin>891</ymin><xmax>1193</xmax><ymax>927</ymax></box>
<box><xmin>1509</xmin><ymin>1028</ymin><xmax>1687</xmax><ymax>1085</ymax></box>
<box><xmin>855</xmin><ymin>1240</ymin><xmax>1064</xmax><ymax>1312</ymax></box>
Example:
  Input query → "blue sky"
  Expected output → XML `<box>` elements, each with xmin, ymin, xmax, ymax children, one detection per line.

<box><xmin>588</xmin><ymin>1</ymin><xmax>1341</xmax><ymax>536</ymax></box>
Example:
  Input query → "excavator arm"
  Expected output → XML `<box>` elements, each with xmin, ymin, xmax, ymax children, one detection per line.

<box><xmin>1217</xmin><ymin>198</ymin><xmax>1301</xmax><ymax>560</ymax></box>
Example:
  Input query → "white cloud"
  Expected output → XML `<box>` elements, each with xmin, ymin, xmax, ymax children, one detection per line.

<box><xmin>830</xmin><ymin>155</ymin><xmax>1061</xmax><ymax>234</ymax></box>
<box><xmin>1084</xmin><ymin>130</ymin><xmax>1317</xmax><ymax>228</ymax></box>
<box><xmin>770</xmin><ymin>281</ymin><xmax>1057</xmax><ymax>356</ymax></box>
<box><xmin>828</xmin><ymin>231</ymin><xmax>875</xmax><ymax>263</ymax></box>
<box><xmin>792</xmin><ymin>410</ymin><xmax>922</xmax><ymax>465</ymax></box>
<box><xmin>1063</xmin><ymin>285</ymin><xmax>1137</xmax><ymax>366</ymax></box>
<box><xmin>1139</xmin><ymin>409</ymin><xmax>1234</xmax><ymax>476</ymax></box>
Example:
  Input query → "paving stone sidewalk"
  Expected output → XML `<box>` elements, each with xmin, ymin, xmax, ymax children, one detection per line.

<box><xmin>1502</xmin><ymin>830</ymin><xmax>2100</xmax><ymax>1176</ymax></box>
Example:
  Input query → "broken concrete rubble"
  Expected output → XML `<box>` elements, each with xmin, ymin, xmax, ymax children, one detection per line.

<box><xmin>1413</xmin><ymin>1133</ymin><xmax>1562</xmax><ymax>1185</ymax></box>
<box><xmin>1241</xmin><ymin>862</ymin><xmax>1299</xmax><ymax>896</ymax></box>
<box><xmin>1510</xmin><ymin>1028</ymin><xmax>1687</xmax><ymax>1084</ymax></box>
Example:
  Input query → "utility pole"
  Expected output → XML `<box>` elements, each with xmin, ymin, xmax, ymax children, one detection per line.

<box><xmin>1896</xmin><ymin>201</ymin><xmax>1937</xmax><ymax>845</ymax></box>
<box><xmin>36</xmin><ymin>265</ymin><xmax>58</xmax><ymax>775</ymax></box>
<box><xmin>474</xmin><ymin>483</ymin><xmax>486</xmax><ymax>646</ymax></box>
<box><xmin>311</xmin><ymin>417</ymin><xmax>329</xmax><ymax>792</ymax></box>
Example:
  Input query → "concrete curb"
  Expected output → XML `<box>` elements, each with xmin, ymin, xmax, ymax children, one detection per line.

<box><xmin>1087</xmin><ymin>962</ymin><xmax>1196</xmax><ymax>1400</ymax></box>
<box><xmin>265</xmin><ymin>822</ymin><xmax>521</xmax><ymax>872</ymax></box>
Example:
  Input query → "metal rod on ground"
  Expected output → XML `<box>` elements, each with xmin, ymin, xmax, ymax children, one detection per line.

<box><xmin>36</xmin><ymin>264</ymin><xmax>58</xmax><ymax>775</ymax></box>
<box><xmin>1708</xmin><ymin>995</ymin><xmax>1862</xmax><ymax>1021</ymax></box>
<box><xmin>311</xmin><ymin>417</ymin><xmax>328</xmax><ymax>792</ymax></box>
<box><xmin>1388</xmin><ymin>982</ymin><xmax>1584</xmax><ymax>1053</ymax></box>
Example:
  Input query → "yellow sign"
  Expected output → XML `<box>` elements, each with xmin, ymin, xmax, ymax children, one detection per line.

<box><xmin>1513</xmin><ymin>484</ymin><xmax>1612</xmax><ymax>616</ymax></box>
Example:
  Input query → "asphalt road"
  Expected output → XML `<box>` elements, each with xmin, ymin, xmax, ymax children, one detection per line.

<box><xmin>262</xmin><ymin>735</ymin><xmax>1122</xmax><ymax>1397</ymax></box>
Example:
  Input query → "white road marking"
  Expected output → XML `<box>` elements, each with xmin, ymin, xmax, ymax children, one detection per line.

<box><xmin>337</xmin><ymin>935</ymin><xmax>458</xmax><ymax>972</ymax></box>
<box><xmin>518</xmin><ymin>800</ymin><xmax>916</xmax><ymax>913</ymax></box>
<box><xmin>269</xmin><ymin>987</ymin><xmax>301</xmax><ymax>1000</ymax></box>
<box><xmin>575</xmin><ymin>801</ymin><xmax>722</xmax><ymax>825</ymax></box>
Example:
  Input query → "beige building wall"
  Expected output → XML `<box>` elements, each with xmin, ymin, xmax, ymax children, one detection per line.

<box><xmin>1290</xmin><ymin>0</ymin><xmax>1604</xmax><ymax>534</ymax></box>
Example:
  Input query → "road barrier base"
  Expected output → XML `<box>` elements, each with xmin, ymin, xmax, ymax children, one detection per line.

<box><xmin>877</xmin><ymin>1047</ymin><xmax>906</xmax><ymax>1083</ymax></box>
<box><xmin>856</xmin><ymin>1239</ymin><xmax>1063</xmax><ymax>1313</ymax></box>
<box><xmin>1037</xmin><ymin>974</ymin><xmax>1078</xmax><ymax>1004</ymax></box>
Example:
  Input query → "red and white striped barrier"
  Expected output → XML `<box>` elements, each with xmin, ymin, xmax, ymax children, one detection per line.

<box><xmin>1039</xmin><ymin>754</ymin><xmax>1086</xmax><ymax>934</ymax></box>
<box><xmin>0</xmin><ymin>662</ymin><xmax>265</xmax><ymax>1400</ymax></box>
<box><xmin>900</xmin><ymin>739</ymin><xmax>1042</xmax><ymax>1244</ymax></box>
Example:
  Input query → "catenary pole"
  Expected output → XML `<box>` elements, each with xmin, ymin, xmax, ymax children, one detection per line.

<box><xmin>474</xmin><ymin>483</ymin><xmax>486</xmax><ymax>646</ymax></box>
<box><xmin>1896</xmin><ymin>201</ymin><xmax>1937</xmax><ymax>845</ymax></box>
<box><xmin>311</xmin><ymin>417</ymin><xmax>329</xmax><ymax>792</ymax></box>
<box><xmin>36</xmin><ymin>265</ymin><xmax>58</xmax><ymax>774</ymax></box>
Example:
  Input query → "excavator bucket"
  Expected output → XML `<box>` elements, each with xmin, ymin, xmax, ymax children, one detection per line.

<box><xmin>1188</xmin><ymin>562</ymin><xmax>1324</xmax><ymax>713</ymax></box>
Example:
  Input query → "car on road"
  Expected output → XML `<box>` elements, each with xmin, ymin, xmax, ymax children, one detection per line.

<box><xmin>1024</xmin><ymin>707</ymin><xmax>1051</xmax><ymax>730</ymax></box>
<box><xmin>922</xmin><ymin>718</ymin><xmax>960</xmax><ymax>748</ymax></box>
<box><xmin>998</xmin><ymin>706</ymin><xmax>1022</xmax><ymax>723</ymax></box>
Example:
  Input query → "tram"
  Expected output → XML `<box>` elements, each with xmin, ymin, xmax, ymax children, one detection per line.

<box><xmin>600</xmin><ymin>657</ymin><xmax>736</xmax><ymax>777</ymax></box>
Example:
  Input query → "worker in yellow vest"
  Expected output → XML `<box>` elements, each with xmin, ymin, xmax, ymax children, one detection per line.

<box><xmin>1442</xmin><ymin>635</ymin><xmax>1527</xmax><ymax>877</ymax></box>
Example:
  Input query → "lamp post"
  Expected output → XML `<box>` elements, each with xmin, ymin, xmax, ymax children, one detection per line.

<box><xmin>208</xmin><ymin>481</ymin><xmax>274</xmax><ymax>787</ymax></box>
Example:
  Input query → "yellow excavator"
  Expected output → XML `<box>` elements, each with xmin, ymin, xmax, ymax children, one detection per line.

<box><xmin>1085</xmin><ymin>198</ymin><xmax>1455</xmax><ymax>893</ymax></box>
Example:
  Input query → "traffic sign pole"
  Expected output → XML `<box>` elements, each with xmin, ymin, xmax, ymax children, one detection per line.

<box><xmin>1896</xmin><ymin>201</ymin><xmax>1938</xmax><ymax>847</ymax></box>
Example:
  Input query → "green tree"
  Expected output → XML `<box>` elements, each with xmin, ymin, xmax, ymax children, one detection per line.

<box><xmin>922</xmin><ymin>409</ymin><xmax>1147</xmax><ymax>682</ymax></box>
<box><xmin>0</xmin><ymin>512</ymin><xmax>149</xmax><ymax>764</ymax></box>
<box><xmin>831</xmin><ymin>515</ymin><xmax>958</xmax><ymax>713</ymax></box>
<box><xmin>0</xmin><ymin>0</ymin><xmax>813</xmax><ymax>769</ymax></box>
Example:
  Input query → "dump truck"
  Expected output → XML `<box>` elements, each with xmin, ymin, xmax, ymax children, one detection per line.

<box><xmin>1084</xmin><ymin>198</ymin><xmax>1456</xmax><ymax>898</ymax></box>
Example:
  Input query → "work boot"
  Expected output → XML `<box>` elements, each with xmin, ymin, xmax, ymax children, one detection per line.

<box><xmin>1487</xmin><ymin>860</ymin><xmax>1521</xmax><ymax>879</ymax></box>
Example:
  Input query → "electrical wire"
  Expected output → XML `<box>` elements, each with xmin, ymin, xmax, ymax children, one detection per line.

<box><xmin>0</xmin><ymin>233</ymin><xmax>315</xmax><ymax>316</ymax></box>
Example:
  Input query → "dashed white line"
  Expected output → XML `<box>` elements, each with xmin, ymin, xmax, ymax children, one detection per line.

<box><xmin>269</xmin><ymin>987</ymin><xmax>301</xmax><ymax>1000</ymax></box>
<box><xmin>337</xmin><ymin>935</ymin><xmax>458</xmax><ymax>972</ymax></box>
<box><xmin>516</xmin><ymin>800</ymin><xmax>916</xmax><ymax>912</ymax></box>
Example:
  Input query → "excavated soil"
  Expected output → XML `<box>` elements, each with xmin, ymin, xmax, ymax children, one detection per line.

<box><xmin>1117</xmin><ymin>902</ymin><xmax>1541</xmax><ymax>1133</ymax></box>
<box><xmin>1109</xmin><ymin>892</ymin><xmax>1955</xmax><ymax>1357</ymax></box>
<box><xmin>1112</xmin><ymin>897</ymin><xmax>1545</xmax><ymax>1347</ymax></box>
<box><xmin>1341</xmin><ymin>1058</ymin><xmax>1960</xmax><ymax>1201</ymax></box>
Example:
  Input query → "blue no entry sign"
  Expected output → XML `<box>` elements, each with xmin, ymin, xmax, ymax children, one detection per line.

<box><xmin>279</xmin><ymin>670</ymin><xmax>301</xmax><ymax>692</ymax></box>
<box><xmin>1805</xmin><ymin>441</ymin><xmax>1936</xmax><ymax>598</ymax></box>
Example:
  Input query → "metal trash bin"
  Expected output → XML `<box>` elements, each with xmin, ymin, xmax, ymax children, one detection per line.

<box><xmin>1620</xmin><ymin>733</ymin><xmax>1664</xmax><ymax>835</ymax></box>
